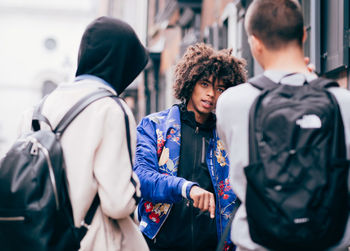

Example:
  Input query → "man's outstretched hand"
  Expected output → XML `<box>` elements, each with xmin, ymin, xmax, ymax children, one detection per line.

<box><xmin>189</xmin><ymin>186</ymin><xmax>215</xmax><ymax>219</ymax></box>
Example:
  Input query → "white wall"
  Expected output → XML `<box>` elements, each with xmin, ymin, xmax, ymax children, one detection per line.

<box><xmin>0</xmin><ymin>0</ymin><xmax>149</xmax><ymax>157</ymax></box>
<box><xmin>0</xmin><ymin>0</ymin><xmax>97</xmax><ymax>157</ymax></box>
<box><xmin>120</xmin><ymin>0</ymin><xmax>148</xmax><ymax>90</ymax></box>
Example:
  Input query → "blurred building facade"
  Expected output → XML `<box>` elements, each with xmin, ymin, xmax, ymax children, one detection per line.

<box><xmin>0</xmin><ymin>0</ymin><xmax>348</xmax><ymax>156</ymax></box>
<box><xmin>141</xmin><ymin>0</ymin><xmax>350</xmax><ymax>117</ymax></box>
<box><xmin>0</xmin><ymin>0</ymin><xmax>97</xmax><ymax>156</ymax></box>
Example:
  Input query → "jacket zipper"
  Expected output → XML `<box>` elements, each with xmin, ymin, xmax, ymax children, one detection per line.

<box><xmin>151</xmin><ymin>126</ymin><xmax>201</xmax><ymax>240</ymax></box>
<box><xmin>201</xmin><ymin>137</ymin><xmax>205</xmax><ymax>163</ymax></box>
<box><xmin>192</xmin><ymin>126</ymin><xmax>199</xmax><ymax>250</ymax></box>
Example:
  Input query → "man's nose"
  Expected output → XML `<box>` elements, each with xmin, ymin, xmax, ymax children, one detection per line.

<box><xmin>207</xmin><ymin>86</ymin><xmax>214</xmax><ymax>97</ymax></box>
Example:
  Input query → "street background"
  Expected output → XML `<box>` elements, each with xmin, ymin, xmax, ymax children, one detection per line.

<box><xmin>0</xmin><ymin>0</ymin><xmax>349</xmax><ymax>158</ymax></box>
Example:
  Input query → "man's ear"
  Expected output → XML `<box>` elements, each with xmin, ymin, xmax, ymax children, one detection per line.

<box><xmin>302</xmin><ymin>27</ymin><xmax>308</xmax><ymax>43</ymax></box>
<box><xmin>250</xmin><ymin>35</ymin><xmax>264</xmax><ymax>54</ymax></box>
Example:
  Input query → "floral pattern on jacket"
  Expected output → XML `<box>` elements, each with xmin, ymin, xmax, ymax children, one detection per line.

<box><xmin>134</xmin><ymin>105</ymin><xmax>238</xmax><ymax>245</ymax></box>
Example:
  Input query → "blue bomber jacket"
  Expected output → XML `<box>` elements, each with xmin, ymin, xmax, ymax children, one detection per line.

<box><xmin>134</xmin><ymin>105</ymin><xmax>238</xmax><ymax>245</ymax></box>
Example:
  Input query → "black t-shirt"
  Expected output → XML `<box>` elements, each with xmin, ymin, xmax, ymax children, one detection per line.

<box><xmin>146</xmin><ymin>104</ymin><xmax>218</xmax><ymax>251</ymax></box>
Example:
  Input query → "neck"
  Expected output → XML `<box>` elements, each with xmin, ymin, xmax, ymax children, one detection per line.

<box><xmin>185</xmin><ymin>104</ymin><xmax>210</xmax><ymax>125</ymax></box>
<box><xmin>260</xmin><ymin>46</ymin><xmax>310</xmax><ymax>74</ymax></box>
<box><xmin>194</xmin><ymin>113</ymin><xmax>209</xmax><ymax>125</ymax></box>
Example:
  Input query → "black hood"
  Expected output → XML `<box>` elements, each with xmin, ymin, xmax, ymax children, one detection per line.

<box><xmin>75</xmin><ymin>16</ymin><xmax>149</xmax><ymax>94</ymax></box>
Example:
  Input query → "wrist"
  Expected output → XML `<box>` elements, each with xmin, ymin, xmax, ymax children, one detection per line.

<box><xmin>183</xmin><ymin>182</ymin><xmax>199</xmax><ymax>200</ymax></box>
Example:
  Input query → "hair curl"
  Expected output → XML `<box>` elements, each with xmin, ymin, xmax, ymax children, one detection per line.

<box><xmin>173</xmin><ymin>43</ymin><xmax>247</xmax><ymax>103</ymax></box>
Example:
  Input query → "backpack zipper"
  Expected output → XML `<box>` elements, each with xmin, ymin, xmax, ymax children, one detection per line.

<box><xmin>191</xmin><ymin>126</ymin><xmax>199</xmax><ymax>250</ymax></box>
<box><xmin>0</xmin><ymin>216</ymin><xmax>25</xmax><ymax>221</ymax></box>
<box><xmin>28</xmin><ymin>137</ymin><xmax>60</xmax><ymax>210</ymax></box>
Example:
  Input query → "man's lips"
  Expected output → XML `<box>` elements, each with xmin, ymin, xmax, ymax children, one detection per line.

<box><xmin>201</xmin><ymin>100</ymin><xmax>213</xmax><ymax>109</ymax></box>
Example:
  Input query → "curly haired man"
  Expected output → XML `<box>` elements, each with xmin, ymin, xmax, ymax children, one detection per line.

<box><xmin>134</xmin><ymin>43</ymin><xmax>247</xmax><ymax>251</ymax></box>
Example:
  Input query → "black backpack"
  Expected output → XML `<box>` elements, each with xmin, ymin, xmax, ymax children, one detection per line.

<box><xmin>0</xmin><ymin>89</ymin><xmax>131</xmax><ymax>251</ymax></box>
<box><xmin>245</xmin><ymin>75</ymin><xmax>349</xmax><ymax>251</ymax></box>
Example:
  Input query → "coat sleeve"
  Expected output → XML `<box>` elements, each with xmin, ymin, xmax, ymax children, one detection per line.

<box><xmin>94</xmin><ymin>100</ymin><xmax>141</xmax><ymax>219</ymax></box>
<box><xmin>133</xmin><ymin>118</ymin><xmax>195</xmax><ymax>203</ymax></box>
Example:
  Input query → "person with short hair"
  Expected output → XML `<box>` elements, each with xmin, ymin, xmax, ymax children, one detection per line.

<box><xmin>134</xmin><ymin>43</ymin><xmax>247</xmax><ymax>251</ymax></box>
<box><xmin>216</xmin><ymin>1</ymin><xmax>350</xmax><ymax>250</ymax></box>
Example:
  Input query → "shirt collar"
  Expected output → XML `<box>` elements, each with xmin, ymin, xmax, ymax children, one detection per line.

<box><xmin>75</xmin><ymin>74</ymin><xmax>117</xmax><ymax>94</ymax></box>
<box><xmin>264</xmin><ymin>70</ymin><xmax>318</xmax><ymax>86</ymax></box>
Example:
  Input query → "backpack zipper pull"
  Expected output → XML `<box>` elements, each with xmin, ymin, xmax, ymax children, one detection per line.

<box><xmin>195</xmin><ymin>126</ymin><xmax>199</xmax><ymax>134</ymax></box>
<box><xmin>30</xmin><ymin>140</ymin><xmax>39</xmax><ymax>155</ymax></box>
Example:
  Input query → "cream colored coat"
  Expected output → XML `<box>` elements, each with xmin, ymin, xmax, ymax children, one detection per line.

<box><xmin>19</xmin><ymin>78</ymin><xmax>149</xmax><ymax>251</ymax></box>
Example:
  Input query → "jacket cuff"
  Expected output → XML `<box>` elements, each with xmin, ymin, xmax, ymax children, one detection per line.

<box><xmin>181</xmin><ymin>181</ymin><xmax>199</xmax><ymax>200</ymax></box>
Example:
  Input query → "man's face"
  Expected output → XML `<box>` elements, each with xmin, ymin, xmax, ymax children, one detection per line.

<box><xmin>187</xmin><ymin>75</ymin><xmax>226</xmax><ymax>123</ymax></box>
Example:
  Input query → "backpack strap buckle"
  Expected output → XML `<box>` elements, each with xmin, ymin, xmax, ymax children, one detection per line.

<box><xmin>80</xmin><ymin>220</ymin><xmax>91</xmax><ymax>230</ymax></box>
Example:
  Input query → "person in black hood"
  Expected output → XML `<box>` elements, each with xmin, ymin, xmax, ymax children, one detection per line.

<box><xmin>76</xmin><ymin>16</ymin><xmax>149</xmax><ymax>94</ymax></box>
<box><xmin>18</xmin><ymin>16</ymin><xmax>150</xmax><ymax>251</ymax></box>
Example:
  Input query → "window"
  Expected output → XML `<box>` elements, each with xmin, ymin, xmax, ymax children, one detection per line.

<box><xmin>220</xmin><ymin>20</ymin><xmax>228</xmax><ymax>49</ymax></box>
<box><xmin>321</xmin><ymin>0</ymin><xmax>349</xmax><ymax>73</ymax></box>
<box><xmin>302</xmin><ymin>0</ymin><xmax>321</xmax><ymax>74</ymax></box>
<box><xmin>44</xmin><ymin>37</ymin><xmax>57</xmax><ymax>51</ymax></box>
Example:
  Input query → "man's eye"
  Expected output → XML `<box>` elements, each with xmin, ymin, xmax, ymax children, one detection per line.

<box><xmin>217</xmin><ymin>88</ymin><xmax>225</xmax><ymax>93</ymax></box>
<box><xmin>200</xmin><ymin>82</ymin><xmax>209</xmax><ymax>87</ymax></box>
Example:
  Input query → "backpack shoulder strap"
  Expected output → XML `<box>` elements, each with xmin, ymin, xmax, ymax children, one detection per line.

<box><xmin>248</xmin><ymin>74</ymin><xmax>277</xmax><ymax>90</ymax></box>
<box><xmin>53</xmin><ymin>88</ymin><xmax>134</xmax><ymax>166</ymax></box>
<box><xmin>308</xmin><ymin>77</ymin><xmax>339</xmax><ymax>89</ymax></box>
<box><xmin>110</xmin><ymin>97</ymin><xmax>140</xmax><ymax>204</ymax></box>
<box><xmin>110</xmin><ymin>97</ymin><xmax>133</xmax><ymax>167</ymax></box>
<box><xmin>62</xmin><ymin>90</ymin><xmax>137</xmax><ymax>238</ymax></box>
<box><xmin>54</xmin><ymin>89</ymin><xmax>114</xmax><ymax>136</ymax></box>
<box><xmin>32</xmin><ymin>95</ymin><xmax>53</xmax><ymax>131</ymax></box>
<box><xmin>77</xmin><ymin>193</ymin><xmax>100</xmax><ymax>241</ymax></box>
